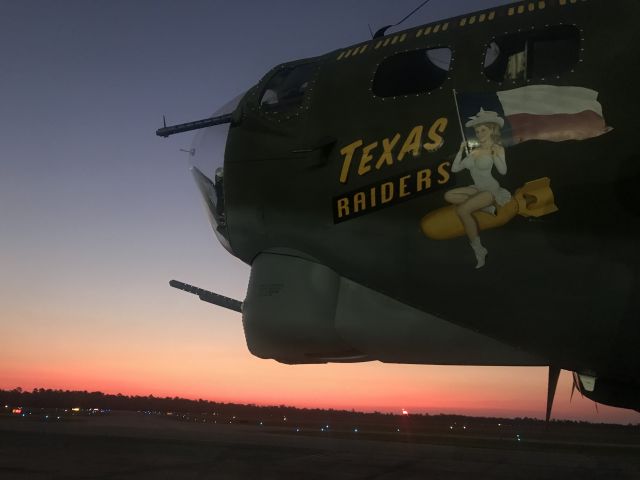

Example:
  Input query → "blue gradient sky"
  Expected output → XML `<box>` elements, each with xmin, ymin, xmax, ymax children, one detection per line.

<box><xmin>1</xmin><ymin>0</ymin><xmax>638</xmax><ymax>424</ymax></box>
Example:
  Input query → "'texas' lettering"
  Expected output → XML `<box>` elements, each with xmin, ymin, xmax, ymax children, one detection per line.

<box><xmin>338</xmin><ymin>117</ymin><xmax>449</xmax><ymax>184</ymax></box>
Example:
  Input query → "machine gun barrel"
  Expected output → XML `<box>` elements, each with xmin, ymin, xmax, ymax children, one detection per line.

<box><xmin>156</xmin><ymin>113</ymin><xmax>233</xmax><ymax>138</ymax></box>
<box><xmin>169</xmin><ymin>279</ymin><xmax>242</xmax><ymax>313</ymax></box>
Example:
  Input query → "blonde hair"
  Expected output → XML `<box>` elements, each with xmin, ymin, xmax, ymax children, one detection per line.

<box><xmin>475</xmin><ymin>122</ymin><xmax>502</xmax><ymax>146</ymax></box>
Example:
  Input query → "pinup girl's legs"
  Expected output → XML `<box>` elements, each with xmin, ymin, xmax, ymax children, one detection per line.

<box><xmin>445</xmin><ymin>188</ymin><xmax>495</xmax><ymax>268</ymax></box>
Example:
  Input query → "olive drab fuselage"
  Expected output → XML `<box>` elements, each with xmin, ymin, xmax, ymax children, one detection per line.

<box><xmin>194</xmin><ymin>0</ymin><xmax>640</xmax><ymax>411</ymax></box>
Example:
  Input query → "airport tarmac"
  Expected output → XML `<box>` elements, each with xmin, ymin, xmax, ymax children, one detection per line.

<box><xmin>1</xmin><ymin>412</ymin><xmax>639</xmax><ymax>479</ymax></box>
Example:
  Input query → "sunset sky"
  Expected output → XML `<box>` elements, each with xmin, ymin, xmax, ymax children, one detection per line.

<box><xmin>1</xmin><ymin>0</ymin><xmax>638</xmax><ymax>425</ymax></box>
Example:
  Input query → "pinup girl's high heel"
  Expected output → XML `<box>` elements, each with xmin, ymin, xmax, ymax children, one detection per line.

<box><xmin>470</xmin><ymin>237</ymin><xmax>488</xmax><ymax>269</ymax></box>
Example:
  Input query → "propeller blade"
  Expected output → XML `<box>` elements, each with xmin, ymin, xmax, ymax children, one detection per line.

<box><xmin>546</xmin><ymin>365</ymin><xmax>561</xmax><ymax>423</ymax></box>
<box><xmin>571</xmin><ymin>371</ymin><xmax>585</xmax><ymax>401</ymax></box>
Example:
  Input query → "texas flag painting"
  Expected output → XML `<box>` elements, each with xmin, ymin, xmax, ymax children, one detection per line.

<box><xmin>456</xmin><ymin>85</ymin><xmax>612</xmax><ymax>147</ymax></box>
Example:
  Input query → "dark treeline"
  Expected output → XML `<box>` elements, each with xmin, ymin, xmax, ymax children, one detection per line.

<box><xmin>2</xmin><ymin>387</ymin><xmax>436</xmax><ymax>425</ymax></box>
<box><xmin>1</xmin><ymin>388</ymin><xmax>638</xmax><ymax>431</ymax></box>
<box><xmin>1</xmin><ymin>387</ymin><xmax>225</xmax><ymax>414</ymax></box>
<box><xmin>3</xmin><ymin>387</ymin><xmax>498</xmax><ymax>425</ymax></box>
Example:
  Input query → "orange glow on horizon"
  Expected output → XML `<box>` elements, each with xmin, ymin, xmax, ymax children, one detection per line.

<box><xmin>2</xmin><ymin>310</ymin><xmax>639</xmax><ymax>425</ymax></box>
<box><xmin>2</xmin><ymin>358</ymin><xmax>639</xmax><ymax>424</ymax></box>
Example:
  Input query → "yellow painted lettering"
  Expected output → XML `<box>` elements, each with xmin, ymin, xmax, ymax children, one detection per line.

<box><xmin>353</xmin><ymin>192</ymin><xmax>367</xmax><ymax>213</ymax></box>
<box><xmin>358</xmin><ymin>142</ymin><xmax>378</xmax><ymax>176</ymax></box>
<box><xmin>336</xmin><ymin>198</ymin><xmax>350</xmax><ymax>218</ymax></box>
<box><xmin>397</xmin><ymin>126</ymin><xmax>423</xmax><ymax>161</ymax></box>
<box><xmin>376</xmin><ymin>133</ymin><xmax>401</xmax><ymax>169</ymax></box>
<box><xmin>416</xmin><ymin>168</ymin><xmax>432</xmax><ymax>192</ymax></box>
<box><xmin>381</xmin><ymin>182</ymin><xmax>395</xmax><ymax>204</ymax></box>
<box><xmin>399</xmin><ymin>175</ymin><xmax>411</xmax><ymax>198</ymax></box>
<box><xmin>339</xmin><ymin>140</ymin><xmax>363</xmax><ymax>184</ymax></box>
<box><xmin>424</xmin><ymin>117</ymin><xmax>448</xmax><ymax>152</ymax></box>
<box><xmin>437</xmin><ymin>161</ymin><xmax>451</xmax><ymax>185</ymax></box>
<box><xmin>370</xmin><ymin>187</ymin><xmax>377</xmax><ymax>208</ymax></box>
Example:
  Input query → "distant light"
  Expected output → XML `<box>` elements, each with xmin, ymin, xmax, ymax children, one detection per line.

<box><xmin>259</xmin><ymin>421</ymin><xmax>263</xmax><ymax>426</ymax></box>
<box><xmin>463</xmin><ymin>426</ymin><xmax>466</xmax><ymax>430</ymax></box>
<box><xmin>325</xmin><ymin>425</ymin><xmax>329</xmax><ymax>429</ymax></box>
<box><xmin>401</xmin><ymin>409</ymin><xmax>409</xmax><ymax>415</ymax></box>
<box><xmin>397</xmin><ymin>429</ymin><xmax>400</xmax><ymax>432</ymax></box>
<box><xmin>283</xmin><ymin>417</ymin><xmax>287</xmax><ymax>421</ymax></box>
<box><xmin>296</xmin><ymin>428</ymin><xmax>300</xmax><ymax>432</ymax></box>
<box><xmin>321</xmin><ymin>428</ymin><xmax>325</xmax><ymax>432</ymax></box>
<box><xmin>12</xmin><ymin>408</ymin><xmax>22</xmax><ymax>415</ymax></box>
<box><xmin>57</xmin><ymin>416</ymin><xmax>60</xmax><ymax>420</ymax></box>
<box><xmin>498</xmin><ymin>423</ymin><xmax>502</xmax><ymax>427</ymax></box>
<box><xmin>4</xmin><ymin>405</ymin><xmax>8</xmax><ymax>409</ymax></box>
<box><xmin>354</xmin><ymin>428</ymin><xmax>358</xmax><ymax>433</ymax></box>
<box><xmin>449</xmin><ymin>426</ymin><xmax>453</xmax><ymax>430</ymax></box>
<box><xmin>71</xmin><ymin>407</ymin><xmax>80</xmax><ymax>412</ymax></box>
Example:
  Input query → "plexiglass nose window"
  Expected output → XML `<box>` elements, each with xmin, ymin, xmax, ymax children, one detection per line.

<box><xmin>188</xmin><ymin>92</ymin><xmax>245</xmax><ymax>253</ymax></box>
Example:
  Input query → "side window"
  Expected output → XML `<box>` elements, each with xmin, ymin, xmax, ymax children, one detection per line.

<box><xmin>259</xmin><ymin>62</ymin><xmax>317</xmax><ymax>113</ymax></box>
<box><xmin>373</xmin><ymin>47</ymin><xmax>452</xmax><ymax>97</ymax></box>
<box><xmin>484</xmin><ymin>25</ymin><xmax>580</xmax><ymax>82</ymax></box>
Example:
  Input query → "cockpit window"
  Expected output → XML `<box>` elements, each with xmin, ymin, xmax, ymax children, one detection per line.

<box><xmin>373</xmin><ymin>47</ymin><xmax>452</xmax><ymax>97</ymax></box>
<box><xmin>484</xmin><ymin>25</ymin><xmax>580</xmax><ymax>82</ymax></box>
<box><xmin>259</xmin><ymin>62</ymin><xmax>317</xmax><ymax>113</ymax></box>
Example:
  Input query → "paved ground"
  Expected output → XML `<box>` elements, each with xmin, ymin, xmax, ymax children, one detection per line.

<box><xmin>1</xmin><ymin>412</ymin><xmax>639</xmax><ymax>479</ymax></box>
